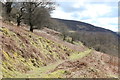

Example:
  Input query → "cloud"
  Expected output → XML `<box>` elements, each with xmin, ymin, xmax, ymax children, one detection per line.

<box><xmin>51</xmin><ymin>0</ymin><xmax>118</xmax><ymax>32</ymax></box>
<box><xmin>82</xmin><ymin>17</ymin><xmax>118</xmax><ymax>32</ymax></box>
<box><xmin>51</xmin><ymin>7</ymin><xmax>74</xmax><ymax>20</ymax></box>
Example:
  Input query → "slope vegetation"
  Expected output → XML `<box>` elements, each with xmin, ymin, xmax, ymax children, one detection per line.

<box><xmin>0</xmin><ymin>20</ymin><xmax>119</xmax><ymax>78</ymax></box>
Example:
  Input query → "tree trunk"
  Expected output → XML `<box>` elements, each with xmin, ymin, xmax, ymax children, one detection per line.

<box><xmin>17</xmin><ymin>19</ymin><xmax>20</xmax><ymax>26</ymax></box>
<box><xmin>63</xmin><ymin>35</ymin><xmax>66</xmax><ymax>41</ymax></box>
<box><xmin>30</xmin><ymin>24</ymin><xmax>33</xmax><ymax>32</ymax></box>
<box><xmin>17</xmin><ymin>22</ymin><xmax>20</xmax><ymax>26</ymax></box>
<box><xmin>17</xmin><ymin>15</ymin><xmax>22</xmax><ymax>26</ymax></box>
<box><xmin>29</xmin><ymin>17</ymin><xmax>33</xmax><ymax>32</ymax></box>
<box><xmin>71</xmin><ymin>38</ymin><xmax>74</xmax><ymax>44</ymax></box>
<box><xmin>30</xmin><ymin>27</ymin><xmax>33</xmax><ymax>32</ymax></box>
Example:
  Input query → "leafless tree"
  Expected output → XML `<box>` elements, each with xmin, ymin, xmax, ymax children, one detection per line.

<box><xmin>22</xmin><ymin>1</ymin><xmax>55</xmax><ymax>32</ymax></box>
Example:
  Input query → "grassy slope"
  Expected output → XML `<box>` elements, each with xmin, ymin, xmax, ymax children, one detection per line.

<box><xmin>0</xmin><ymin>21</ymin><xmax>119</xmax><ymax>78</ymax></box>
<box><xmin>0</xmin><ymin>21</ymin><xmax>92</xmax><ymax>78</ymax></box>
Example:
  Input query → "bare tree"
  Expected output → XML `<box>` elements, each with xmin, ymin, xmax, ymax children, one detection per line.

<box><xmin>22</xmin><ymin>1</ymin><xmax>55</xmax><ymax>32</ymax></box>
<box><xmin>10</xmin><ymin>2</ymin><xmax>26</xmax><ymax>26</ymax></box>
<box><xmin>4</xmin><ymin>1</ymin><xmax>13</xmax><ymax>21</ymax></box>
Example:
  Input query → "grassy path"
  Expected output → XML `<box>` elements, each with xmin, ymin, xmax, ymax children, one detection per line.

<box><xmin>16</xmin><ymin>49</ymin><xmax>93</xmax><ymax>78</ymax></box>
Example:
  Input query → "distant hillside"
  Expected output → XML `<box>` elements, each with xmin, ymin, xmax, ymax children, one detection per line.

<box><xmin>51</xmin><ymin>18</ymin><xmax>119</xmax><ymax>56</ymax></box>
<box><xmin>54</xmin><ymin>18</ymin><xmax>118</xmax><ymax>35</ymax></box>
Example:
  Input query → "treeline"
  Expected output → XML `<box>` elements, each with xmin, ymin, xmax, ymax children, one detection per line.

<box><xmin>1</xmin><ymin>0</ymin><xmax>56</xmax><ymax>32</ymax></box>
<box><xmin>76</xmin><ymin>31</ymin><xmax>118</xmax><ymax>56</ymax></box>
<box><xmin>64</xmin><ymin>30</ymin><xmax>118</xmax><ymax>56</ymax></box>
<box><xmin>76</xmin><ymin>32</ymin><xmax>118</xmax><ymax>56</ymax></box>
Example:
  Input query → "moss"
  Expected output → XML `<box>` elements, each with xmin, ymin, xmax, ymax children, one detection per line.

<box><xmin>0</xmin><ymin>27</ymin><xmax>9</xmax><ymax>36</ymax></box>
<box><xmin>2</xmin><ymin>51</ymin><xmax>38</xmax><ymax>77</ymax></box>
<box><xmin>69</xmin><ymin>49</ymin><xmax>92</xmax><ymax>61</ymax></box>
<box><xmin>13</xmin><ymin>52</ymin><xmax>18</xmax><ymax>57</ymax></box>
<box><xmin>2</xmin><ymin>50</ymin><xmax>11</xmax><ymax>60</ymax></box>
<box><xmin>107</xmin><ymin>75</ymin><xmax>118</xmax><ymax>78</ymax></box>
<box><xmin>19</xmin><ymin>43</ymin><xmax>26</xmax><ymax>48</ymax></box>
<box><xmin>45</xmin><ymin>70</ymin><xmax>68</xmax><ymax>78</ymax></box>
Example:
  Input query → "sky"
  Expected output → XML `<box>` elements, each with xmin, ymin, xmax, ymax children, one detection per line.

<box><xmin>51</xmin><ymin>0</ymin><xmax>119</xmax><ymax>32</ymax></box>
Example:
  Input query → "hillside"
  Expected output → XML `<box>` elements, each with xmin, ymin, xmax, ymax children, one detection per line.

<box><xmin>51</xmin><ymin>18</ymin><xmax>119</xmax><ymax>57</ymax></box>
<box><xmin>54</xmin><ymin>18</ymin><xmax>117</xmax><ymax>33</ymax></box>
<box><xmin>0</xmin><ymin>20</ymin><xmax>119</xmax><ymax>78</ymax></box>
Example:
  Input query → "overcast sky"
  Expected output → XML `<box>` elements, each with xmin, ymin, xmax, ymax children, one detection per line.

<box><xmin>51</xmin><ymin>0</ymin><xmax>118</xmax><ymax>32</ymax></box>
